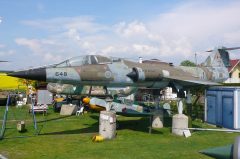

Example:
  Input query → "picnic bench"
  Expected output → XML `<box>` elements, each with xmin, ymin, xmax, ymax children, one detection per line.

<box><xmin>29</xmin><ymin>104</ymin><xmax>48</xmax><ymax>116</ymax></box>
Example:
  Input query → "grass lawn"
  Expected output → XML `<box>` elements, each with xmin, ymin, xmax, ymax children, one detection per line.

<box><xmin>0</xmin><ymin>105</ymin><xmax>239</xmax><ymax>159</ymax></box>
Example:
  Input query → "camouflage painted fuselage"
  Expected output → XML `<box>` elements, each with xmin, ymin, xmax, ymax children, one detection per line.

<box><xmin>47</xmin><ymin>59</ymin><xmax>169</xmax><ymax>87</ymax></box>
<box><xmin>45</xmin><ymin>53</ymin><xmax>226</xmax><ymax>90</ymax></box>
<box><xmin>9</xmin><ymin>48</ymin><xmax>230</xmax><ymax>90</ymax></box>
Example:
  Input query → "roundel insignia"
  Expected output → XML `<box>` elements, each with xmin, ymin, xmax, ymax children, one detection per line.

<box><xmin>105</xmin><ymin>71</ymin><xmax>112</xmax><ymax>78</ymax></box>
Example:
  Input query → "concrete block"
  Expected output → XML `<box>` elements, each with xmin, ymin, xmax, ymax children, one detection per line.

<box><xmin>152</xmin><ymin>109</ymin><xmax>164</xmax><ymax>128</ymax></box>
<box><xmin>60</xmin><ymin>104</ymin><xmax>77</xmax><ymax>115</ymax></box>
<box><xmin>17</xmin><ymin>121</ymin><xmax>25</xmax><ymax>132</ymax></box>
<box><xmin>99</xmin><ymin>111</ymin><xmax>116</xmax><ymax>139</ymax></box>
<box><xmin>172</xmin><ymin>114</ymin><xmax>188</xmax><ymax>136</ymax></box>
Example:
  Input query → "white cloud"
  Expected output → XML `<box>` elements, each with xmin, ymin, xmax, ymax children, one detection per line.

<box><xmin>115</xmin><ymin>21</ymin><xmax>149</xmax><ymax>38</ymax></box>
<box><xmin>22</xmin><ymin>16</ymin><xmax>107</xmax><ymax>33</ymax></box>
<box><xmin>101</xmin><ymin>46</ymin><xmax>115</xmax><ymax>54</ymax></box>
<box><xmin>0</xmin><ymin>44</ymin><xmax>5</xmax><ymax>48</ymax></box>
<box><xmin>0</xmin><ymin>50</ymin><xmax>15</xmax><ymax>56</ymax></box>
<box><xmin>132</xmin><ymin>44</ymin><xmax>159</xmax><ymax>55</ymax></box>
<box><xmin>149</xmin><ymin>1</ymin><xmax>240</xmax><ymax>52</ymax></box>
<box><xmin>15</xmin><ymin>38</ymin><xmax>65</xmax><ymax>63</ymax></box>
<box><xmin>15</xmin><ymin>38</ymin><xmax>42</xmax><ymax>54</ymax></box>
<box><xmin>15</xmin><ymin>1</ymin><xmax>240</xmax><ymax>67</ymax></box>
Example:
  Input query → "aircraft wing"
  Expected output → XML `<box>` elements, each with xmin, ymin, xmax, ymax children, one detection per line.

<box><xmin>165</xmin><ymin>75</ymin><xmax>221</xmax><ymax>88</ymax></box>
<box><xmin>116</xmin><ymin>111</ymin><xmax>153</xmax><ymax>117</ymax></box>
<box><xmin>180</xmin><ymin>79</ymin><xmax>221</xmax><ymax>86</ymax></box>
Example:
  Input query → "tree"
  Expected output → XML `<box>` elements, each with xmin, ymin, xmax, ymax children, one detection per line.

<box><xmin>17</xmin><ymin>78</ymin><xmax>37</xmax><ymax>92</ymax></box>
<box><xmin>180</xmin><ymin>60</ymin><xmax>196</xmax><ymax>67</ymax></box>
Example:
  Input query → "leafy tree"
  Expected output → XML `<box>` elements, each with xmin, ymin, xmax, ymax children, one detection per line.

<box><xmin>17</xmin><ymin>78</ymin><xmax>37</xmax><ymax>92</ymax></box>
<box><xmin>180</xmin><ymin>60</ymin><xmax>196</xmax><ymax>67</ymax></box>
<box><xmin>18</xmin><ymin>79</ymin><xmax>35</xmax><ymax>87</ymax></box>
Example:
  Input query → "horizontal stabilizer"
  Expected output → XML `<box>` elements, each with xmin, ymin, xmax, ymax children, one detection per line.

<box><xmin>206</xmin><ymin>46</ymin><xmax>240</xmax><ymax>52</ymax></box>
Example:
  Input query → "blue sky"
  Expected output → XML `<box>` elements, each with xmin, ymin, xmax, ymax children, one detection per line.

<box><xmin>0</xmin><ymin>0</ymin><xmax>240</xmax><ymax>70</ymax></box>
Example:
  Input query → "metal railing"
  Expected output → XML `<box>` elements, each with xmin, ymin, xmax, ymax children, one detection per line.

<box><xmin>0</xmin><ymin>95</ymin><xmax>10</xmax><ymax>140</ymax></box>
<box><xmin>0</xmin><ymin>94</ymin><xmax>39</xmax><ymax>140</ymax></box>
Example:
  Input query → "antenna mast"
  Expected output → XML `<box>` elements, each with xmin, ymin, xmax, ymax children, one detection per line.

<box><xmin>195</xmin><ymin>52</ymin><xmax>199</xmax><ymax>77</ymax></box>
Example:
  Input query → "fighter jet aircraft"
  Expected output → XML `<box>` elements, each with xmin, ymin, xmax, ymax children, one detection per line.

<box><xmin>8</xmin><ymin>47</ymin><xmax>238</xmax><ymax>92</ymax></box>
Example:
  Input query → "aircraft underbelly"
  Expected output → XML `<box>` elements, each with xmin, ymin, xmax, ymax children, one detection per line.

<box><xmin>150</xmin><ymin>81</ymin><xmax>169</xmax><ymax>88</ymax></box>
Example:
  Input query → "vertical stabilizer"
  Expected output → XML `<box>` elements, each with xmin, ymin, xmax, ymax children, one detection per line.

<box><xmin>202</xmin><ymin>47</ymin><xmax>231</xmax><ymax>68</ymax></box>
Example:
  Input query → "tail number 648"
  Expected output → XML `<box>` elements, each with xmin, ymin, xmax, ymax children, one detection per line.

<box><xmin>55</xmin><ymin>72</ymin><xmax>67</xmax><ymax>76</ymax></box>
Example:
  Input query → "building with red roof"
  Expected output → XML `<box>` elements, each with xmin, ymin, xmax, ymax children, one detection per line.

<box><xmin>225</xmin><ymin>59</ymin><xmax>240</xmax><ymax>83</ymax></box>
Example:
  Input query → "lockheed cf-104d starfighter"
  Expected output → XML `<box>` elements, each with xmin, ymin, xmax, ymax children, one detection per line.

<box><xmin>8</xmin><ymin>47</ymin><xmax>238</xmax><ymax>91</ymax></box>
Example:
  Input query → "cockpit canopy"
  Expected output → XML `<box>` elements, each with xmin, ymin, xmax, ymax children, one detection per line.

<box><xmin>55</xmin><ymin>55</ymin><xmax>122</xmax><ymax>67</ymax></box>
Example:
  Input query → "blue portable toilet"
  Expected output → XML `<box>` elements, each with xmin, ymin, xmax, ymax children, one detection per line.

<box><xmin>205</xmin><ymin>86</ymin><xmax>240</xmax><ymax>129</ymax></box>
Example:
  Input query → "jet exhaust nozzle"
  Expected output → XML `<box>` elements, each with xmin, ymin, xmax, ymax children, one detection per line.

<box><xmin>126</xmin><ymin>71</ymin><xmax>138</xmax><ymax>82</ymax></box>
<box><xmin>127</xmin><ymin>67</ymin><xmax>164</xmax><ymax>82</ymax></box>
<box><xmin>127</xmin><ymin>67</ymin><xmax>145</xmax><ymax>82</ymax></box>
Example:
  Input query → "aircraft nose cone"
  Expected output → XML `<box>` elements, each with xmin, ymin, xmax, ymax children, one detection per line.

<box><xmin>8</xmin><ymin>68</ymin><xmax>46</xmax><ymax>81</ymax></box>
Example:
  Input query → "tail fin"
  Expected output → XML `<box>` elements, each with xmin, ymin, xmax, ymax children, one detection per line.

<box><xmin>202</xmin><ymin>46</ymin><xmax>232</xmax><ymax>68</ymax></box>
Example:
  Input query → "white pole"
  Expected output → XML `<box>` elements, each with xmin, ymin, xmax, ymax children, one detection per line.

<box><xmin>185</xmin><ymin>127</ymin><xmax>240</xmax><ymax>133</ymax></box>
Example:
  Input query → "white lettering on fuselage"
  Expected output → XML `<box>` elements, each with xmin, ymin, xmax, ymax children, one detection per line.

<box><xmin>55</xmin><ymin>72</ymin><xmax>67</xmax><ymax>76</ymax></box>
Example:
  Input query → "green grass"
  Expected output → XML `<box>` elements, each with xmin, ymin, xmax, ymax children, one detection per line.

<box><xmin>0</xmin><ymin>106</ymin><xmax>239</xmax><ymax>159</ymax></box>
